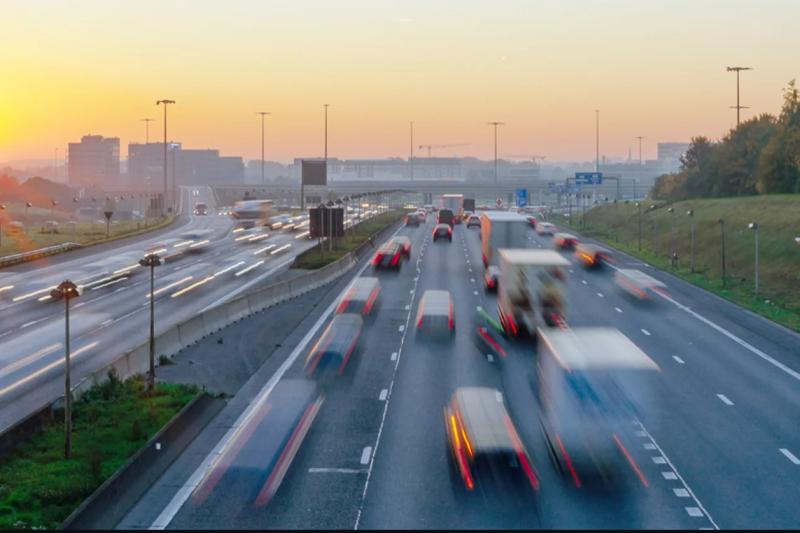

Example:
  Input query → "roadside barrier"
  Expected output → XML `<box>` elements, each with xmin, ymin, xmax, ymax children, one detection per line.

<box><xmin>0</xmin><ymin>242</ymin><xmax>82</xmax><ymax>268</ymax></box>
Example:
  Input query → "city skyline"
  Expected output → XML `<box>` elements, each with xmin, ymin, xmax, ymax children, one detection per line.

<box><xmin>1</xmin><ymin>0</ymin><xmax>798</xmax><ymax>165</ymax></box>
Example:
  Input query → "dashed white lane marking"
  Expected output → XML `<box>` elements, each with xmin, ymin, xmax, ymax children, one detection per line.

<box><xmin>634</xmin><ymin>430</ymin><xmax>647</xmax><ymax>437</ymax></box>
<box><xmin>614</xmin><ymin>307</ymin><xmax>622</xmax><ymax>313</ymax></box>
<box><xmin>643</xmin><ymin>443</ymin><xmax>657</xmax><ymax>450</ymax></box>
<box><xmin>686</xmin><ymin>507</ymin><xmax>704</xmax><ymax>518</ymax></box>
<box><xmin>662</xmin><ymin>471</ymin><xmax>678</xmax><ymax>480</ymax></box>
<box><xmin>779</xmin><ymin>448</ymin><xmax>800</xmax><ymax>465</ymax></box>
<box><xmin>486</xmin><ymin>354</ymin><xmax>494</xmax><ymax>363</ymax></box>
<box><xmin>597</xmin><ymin>292</ymin><xmax>604</xmax><ymax>298</ymax></box>
<box><xmin>73</xmin><ymin>302</ymin><xmax>86</xmax><ymax>309</ymax></box>
<box><xmin>470</xmin><ymin>278</ymin><xmax>476</xmax><ymax>283</ymax></box>
<box><xmin>308</xmin><ymin>467</ymin><xmax>365</xmax><ymax>474</ymax></box>
<box><xmin>569</xmin><ymin>269</ymin><xmax>574</xmax><ymax>273</ymax></box>
<box><xmin>404</xmin><ymin>304</ymin><xmax>410</xmax><ymax>310</ymax></box>
<box><xmin>359</xmin><ymin>447</ymin><xmax>372</xmax><ymax>465</ymax></box>
<box><xmin>716</xmin><ymin>394</ymin><xmax>734</xmax><ymax>406</ymax></box>
<box><xmin>378</xmin><ymin>389</ymin><xmax>388</xmax><ymax>401</ymax></box>
<box><xmin>473</xmin><ymin>291</ymin><xmax>478</xmax><ymax>296</ymax></box>
<box><xmin>101</xmin><ymin>318</ymin><xmax>113</xmax><ymax>326</ymax></box>
<box><xmin>673</xmin><ymin>356</ymin><xmax>685</xmax><ymax>364</ymax></box>
<box><xmin>390</xmin><ymin>351</ymin><xmax>398</xmax><ymax>361</ymax></box>
<box><xmin>652</xmin><ymin>456</ymin><xmax>667</xmax><ymax>464</ymax></box>
<box><xmin>641</xmin><ymin>328</ymin><xmax>651</xmax><ymax>336</ymax></box>
<box><xmin>468</xmin><ymin>268</ymin><xmax>472</xmax><ymax>273</ymax></box>
<box><xmin>409</xmin><ymin>289</ymin><xmax>414</xmax><ymax>294</ymax></box>
<box><xmin>21</xmin><ymin>319</ymin><xmax>46</xmax><ymax>329</ymax></box>
<box><xmin>581</xmin><ymin>279</ymin><xmax>587</xmax><ymax>285</ymax></box>
<box><xmin>674</xmin><ymin>488</ymin><xmax>690</xmax><ymax>498</ymax></box>
<box><xmin>398</xmin><ymin>325</ymin><xmax>405</xmax><ymax>333</ymax></box>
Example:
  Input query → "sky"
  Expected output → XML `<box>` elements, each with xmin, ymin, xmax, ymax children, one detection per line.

<box><xmin>1</xmin><ymin>0</ymin><xmax>799</xmax><ymax>165</ymax></box>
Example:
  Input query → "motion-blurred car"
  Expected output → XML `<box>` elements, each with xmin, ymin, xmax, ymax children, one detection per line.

<box><xmin>466</xmin><ymin>214</ymin><xmax>481</xmax><ymax>228</ymax></box>
<box><xmin>405</xmin><ymin>212</ymin><xmax>421</xmax><ymax>227</ymax></box>
<box><xmin>416</xmin><ymin>210</ymin><xmax>427</xmax><ymax>223</ymax></box>
<box><xmin>484</xmin><ymin>265</ymin><xmax>501</xmax><ymax>292</ymax></box>
<box><xmin>336</xmin><ymin>277</ymin><xmax>381</xmax><ymax>316</ymax></box>
<box><xmin>444</xmin><ymin>387</ymin><xmax>540</xmax><ymax>493</ymax></box>
<box><xmin>614</xmin><ymin>269</ymin><xmax>667</xmax><ymax>301</ymax></box>
<box><xmin>372</xmin><ymin>242</ymin><xmax>404</xmax><ymax>270</ymax></box>
<box><xmin>553</xmin><ymin>232</ymin><xmax>579</xmax><ymax>251</ymax></box>
<box><xmin>42</xmin><ymin>221</ymin><xmax>60</xmax><ymax>234</ymax></box>
<box><xmin>462</xmin><ymin>210</ymin><xmax>474</xmax><ymax>221</ymax></box>
<box><xmin>415</xmin><ymin>289</ymin><xmax>454</xmax><ymax>337</ymax></box>
<box><xmin>433</xmin><ymin>223</ymin><xmax>453</xmax><ymax>242</ymax></box>
<box><xmin>305</xmin><ymin>313</ymin><xmax>363</xmax><ymax>378</ymax></box>
<box><xmin>437</xmin><ymin>208</ymin><xmax>455</xmax><ymax>227</ymax></box>
<box><xmin>575</xmin><ymin>243</ymin><xmax>612</xmax><ymax>268</ymax></box>
<box><xmin>524</xmin><ymin>215</ymin><xmax>537</xmax><ymax>228</ymax></box>
<box><xmin>535</xmin><ymin>222</ymin><xmax>556</xmax><ymax>236</ymax></box>
<box><xmin>390</xmin><ymin>235</ymin><xmax>412</xmax><ymax>258</ymax></box>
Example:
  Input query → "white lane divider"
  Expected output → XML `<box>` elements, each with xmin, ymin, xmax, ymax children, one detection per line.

<box><xmin>779</xmin><ymin>448</ymin><xmax>800</xmax><ymax>465</ymax></box>
<box><xmin>360</xmin><ymin>447</ymin><xmax>372</xmax><ymax>465</ymax></box>
<box><xmin>614</xmin><ymin>307</ymin><xmax>623</xmax><ymax>313</ymax></box>
<box><xmin>597</xmin><ymin>292</ymin><xmax>604</xmax><ymax>298</ymax></box>
<box><xmin>378</xmin><ymin>389</ymin><xmax>388</xmax><ymax>401</ymax></box>
<box><xmin>716</xmin><ymin>394</ymin><xmax>734</xmax><ymax>406</ymax></box>
<box><xmin>672</xmin><ymin>356</ymin><xmax>685</xmax><ymax>365</ymax></box>
<box><xmin>390</xmin><ymin>351</ymin><xmax>398</xmax><ymax>361</ymax></box>
<box><xmin>398</xmin><ymin>325</ymin><xmax>405</xmax><ymax>333</ymax></box>
<box><xmin>641</xmin><ymin>329</ymin><xmax>651</xmax><ymax>336</ymax></box>
<box><xmin>581</xmin><ymin>279</ymin><xmax>587</xmax><ymax>285</ymax></box>
<box><xmin>673</xmin><ymin>488</ymin><xmax>690</xmax><ymax>498</ymax></box>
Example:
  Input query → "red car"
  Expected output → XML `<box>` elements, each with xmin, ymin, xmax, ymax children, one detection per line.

<box><xmin>390</xmin><ymin>236</ymin><xmax>412</xmax><ymax>258</ymax></box>
<box><xmin>433</xmin><ymin>223</ymin><xmax>453</xmax><ymax>242</ymax></box>
<box><xmin>372</xmin><ymin>242</ymin><xmax>403</xmax><ymax>270</ymax></box>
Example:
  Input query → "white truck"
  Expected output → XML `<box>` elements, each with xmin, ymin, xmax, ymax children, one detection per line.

<box><xmin>480</xmin><ymin>211</ymin><xmax>530</xmax><ymax>268</ymax></box>
<box><xmin>496</xmin><ymin>249</ymin><xmax>570</xmax><ymax>338</ymax></box>
<box><xmin>535</xmin><ymin>326</ymin><xmax>660</xmax><ymax>481</ymax></box>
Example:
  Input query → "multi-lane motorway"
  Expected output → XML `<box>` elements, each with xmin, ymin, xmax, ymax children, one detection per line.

<box><xmin>116</xmin><ymin>211</ymin><xmax>800</xmax><ymax>530</ymax></box>
<box><xmin>0</xmin><ymin>186</ymin><xmax>322</xmax><ymax>434</ymax></box>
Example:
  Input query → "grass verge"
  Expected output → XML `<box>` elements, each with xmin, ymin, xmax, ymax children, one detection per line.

<box><xmin>0</xmin><ymin>374</ymin><xmax>198</xmax><ymax>530</ymax></box>
<box><xmin>292</xmin><ymin>210</ymin><xmax>404</xmax><ymax>270</ymax></box>
<box><xmin>559</xmin><ymin>194</ymin><xmax>800</xmax><ymax>332</ymax></box>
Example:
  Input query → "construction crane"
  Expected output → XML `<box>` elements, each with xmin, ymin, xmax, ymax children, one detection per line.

<box><xmin>418</xmin><ymin>143</ymin><xmax>470</xmax><ymax>157</ymax></box>
<box><xmin>502</xmin><ymin>154</ymin><xmax>546</xmax><ymax>165</ymax></box>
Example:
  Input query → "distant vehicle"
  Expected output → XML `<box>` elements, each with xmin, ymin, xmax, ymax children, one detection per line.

<box><xmin>535</xmin><ymin>327</ymin><xmax>659</xmax><ymax>484</ymax></box>
<box><xmin>497</xmin><ymin>249</ymin><xmax>569</xmax><ymax>338</ymax></box>
<box><xmin>405</xmin><ymin>212</ymin><xmax>420</xmax><ymax>227</ymax></box>
<box><xmin>415</xmin><ymin>289</ymin><xmax>454</xmax><ymax>337</ymax></box>
<box><xmin>372</xmin><ymin>242</ymin><xmax>404</xmax><ymax>270</ymax></box>
<box><xmin>462</xmin><ymin>210</ymin><xmax>474</xmax><ymax>221</ymax></box>
<box><xmin>437</xmin><ymin>208</ymin><xmax>455</xmax><ymax>227</ymax></box>
<box><xmin>480</xmin><ymin>211</ymin><xmax>530</xmax><ymax>268</ymax></box>
<box><xmin>484</xmin><ymin>265</ymin><xmax>501</xmax><ymax>292</ymax></box>
<box><xmin>42</xmin><ymin>221</ymin><xmax>60</xmax><ymax>234</ymax></box>
<box><xmin>305</xmin><ymin>313</ymin><xmax>363</xmax><ymax>378</ymax></box>
<box><xmin>433</xmin><ymin>223</ymin><xmax>453</xmax><ymax>242</ymax></box>
<box><xmin>336</xmin><ymin>277</ymin><xmax>381</xmax><ymax>316</ymax></box>
<box><xmin>524</xmin><ymin>215</ymin><xmax>537</xmax><ymax>228</ymax></box>
<box><xmin>415</xmin><ymin>210</ymin><xmax>427</xmax><ymax>223</ymax></box>
<box><xmin>231</xmin><ymin>199</ymin><xmax>274</xmax><ymax>229</ymax></box>
<box><xmin>466</xmin><ymin>214</ymin><xmax>481</xmax><ymax>228</ymax></box>
<box><xmin>424</xmin><ymin>204</ymin><xmax>436</xmax><ymax>213</ymax></box>
<box><xmin>463</xmin><ymin>198</ymin><xmax>476</xmax><ymax>214</ymax></box>
<box><xmin>193</xmin><ymin>202</ymin><xmax>208</xmax><ymax>216</ymax></box>
<box><xmin>536</xmin><ymin>222</ymin><xmax>556</xmax><ymax>236</ymax></box>
<box><xmin>614</xmin><ymin>269</ymin><xmax>666</xmax><ymax>301</ymax></box>
<box><xmin>7</xmin><ymin>221</ymin><xmax>25</xmax><ymax>234</ymax></box>
<box><xmin>444</xmin><ymin>387</ymin><xmax>539</xmax><ymax>493</ymax></box>
<box><xmin>575</xmin><ymin>243</ymin><xmax>612</xmax><ymax>268</ymax></box>
<box><xmin>390</xmin><ymin>235</ymin><xmax>412</xmax><ymax>258</ymax></box>
<box><xmin>441</xmin><ymin>194</ymin><xmax>464</xmax><ymax>224</ymax></box>
<box><xmin>265</xmin><ymin>214</ymin><xmax>292</xmax><ymax>229</ymax></box>
<box><xmin>553</xmin><ymin>232</ymin><xmax>579</xmax><ymax>251</ymax></box>
<box><xmin>178</xmin><ymin>228</ymin><xmax>214</xmax><ymax>253</ymax></box>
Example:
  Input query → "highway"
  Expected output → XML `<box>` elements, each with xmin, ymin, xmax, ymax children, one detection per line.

<box><xmin>0</xmin><ymin>185</ymin><xmax>325</xmax><ymax>434</ymax></box>
<box><xmin>116</xmin><ymin>210</ymin><xmax>800</xmax><ymax>530</ymax></box>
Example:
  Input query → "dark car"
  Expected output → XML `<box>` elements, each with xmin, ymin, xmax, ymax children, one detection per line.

<box><xmin>372</xmin><ymin>242</ymin><xmax>404</xmax><ymax>270</ymax></box>
<box><xmin>336</xmin><ymin>277</ymin><xmax>381</xmax><ymax>315</ymax></box>
<box><xmin>484</xmin><ymin>265</ymin><xmax>501</xmax><ymax>292</ymax></box>
<box><xmin>433</xmin><ymin>223</ymin><xmax>453</xmax><ymax>242</ymax></box>
<box><xmin>305</xmin><ymin>313</ymin><xmax>363</xmax><ymax>377</ymax></box>
<box><xmin>390</xmin><ymin>235</ymin><xmax>412</xmax><ymax>258</ymax></box>
<box><xmin>438</xmin><ymin>208</ymin><xmax>455</xmax><ymax>227</ymax></box>
<box><xmin>405</xmin><ymin>212</ymin><xmax>420</xmax><ymax>226</ymax></box>
<box><xmin>444</xmin><ymin>387</ymin><xmax>540</xmax><ymax>494</ymax></box>
<box><xmin>575</xmin><ymin>243</ymin><xmax>612</xmax><ymax>268</ymax></box>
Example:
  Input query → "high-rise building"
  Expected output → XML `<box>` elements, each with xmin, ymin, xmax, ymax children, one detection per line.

<box><xmin>128</xmin><ymin>142</ymin><xmax>181</xmax><ymax>190</ymax></box>
<box><xmin>68</xmin><ymin>135</ymin><xmax>120</xmax><ymax>187</ymax></box>
<box><xmin>657</xmin><ymin>142</ymin><xmax>690</xmax><ymax>173</ymax></box>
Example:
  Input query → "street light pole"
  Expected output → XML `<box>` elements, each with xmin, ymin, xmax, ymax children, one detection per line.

<box><xmin>687</xmin><ymin>210</ymin><xmax>695</xmax><ymax>273</ymax></box>
<box><xmin>634</xmin><ymin>136</ymin><xmax>645</xmax><ymax>165</ymax></box>
<box><xmin>749</xmin><ymin>222</ymin><xmax>759</xmax><ymax>296</ymax></box>
<box><xmin>257</xmin><ymin>112</ymin><xmax>271</xmax><ymax>186</ymax></box>
<box><xmin>139</xmin><ymin>253</ymin><xmax>163</xmax><ymax>392</ymax></box>
<box><xmin>409</xmin><ymin>121</ymin><xmax>414</xmax><ymax>181</ymax></box>
<box><xmin>726</xmin><ymin>66</ymin><xmax>753</xmax><ymax>126</ymax></box>
<box><xmin>142</xmin><ymin>118</ymin><xmax>154</xmax><ymax>144</ymax></box>
<box><xmin>595</xmin><ymin>109</ymin><xmax>600</xmax><ymax>172</ymax></box>
<box><xmin>156</xmin><ymin>99</ymin><xmax>175</xmax><ymax>216</ymax></box>
<box><xmin>0</xmin><ymin>204</ymin><xmax>5</xmax><ymax>250</ymax></box>
<box><xmin>667</xmin><ymin>207</ymin><xmax>677</xmax><ymax>267</ymax></box>
<box><xmin>636</xmin><ymin>202</ymin><xmax>642</xmax><ymax>251</ymax></box>
<box><xmin>487</xmin><ymin>122</ymin><xmax>504</xmax><ymax>184</ymax></box>
<box><xmin>51</xmin><ymin>280</ymin><xmax>80</xmax><ymax>459</ymax></box>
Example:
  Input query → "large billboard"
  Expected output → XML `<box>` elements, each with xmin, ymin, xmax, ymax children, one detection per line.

<box><xmin>309</xmin><ymin>207</ymin><xmax>344</xmax><ymax>238</ymax></box>
<box><xmin>302</xmin><ymin>159</ymin><xmax>327</xmax><ymax>186</ymax></box>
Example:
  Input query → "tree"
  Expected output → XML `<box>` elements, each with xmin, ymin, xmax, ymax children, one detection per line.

<box><xmin>680</xmin><ymin>136</ymin><xmax>716</xmax><ymax>198</ymax></box>
<box><xmin>756</xmin><ymin>79</ymin><xmax>800</xmax><ymax>193</ymax></box>
<box><xmin>710</xmin><ymin>114</ymin><xmax>777</xmax><ymax>196</ymax></box>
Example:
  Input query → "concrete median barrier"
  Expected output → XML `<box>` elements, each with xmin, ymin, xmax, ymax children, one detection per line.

<box><xmin>226</xmin><ymin>296</ymin><xmax>252</xmax><ymax>322</ymax></box>
<box><xmin>154</xmin><ymin>326</ymin><xmax>182</xmax><ymax>360</ymax></box>
<box><xmin>177</xmin><ymin>315</ymin><xmax>207</xmax><ymax>349</ymax></box>
<box><xmin>202</xmin><ymin>305</ymin><xmax>228</xmax><ymax>334</ymax></box>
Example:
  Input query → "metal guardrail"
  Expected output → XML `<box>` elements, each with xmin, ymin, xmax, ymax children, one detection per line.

<box><xmin>0</xmin><ymin>242</ymin><xmax>83</xmax><ymax>269</ymax></box>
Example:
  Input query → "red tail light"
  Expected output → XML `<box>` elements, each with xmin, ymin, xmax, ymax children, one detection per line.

<box><xmin>503</xmin><ymin>415</ymin><xmax>539</xmax><ymax>491</ymax></box>
<box><xmin>372</xmin><ymin>254</ymin><xmax>381</xmax><ymax>266</ymax></box>
<box><xmin>363</xmin><ymin>288</ymin><xmax>380</xmax><ymax>314</ymax></box>
<box><xmin>482</xmin><ymin>254</ymin><xmax>488</xmax><ymax>267</ymax></box>
<box><xmin>391</xmin><ymin>252</ymin><xmax>400</xmax><ymax>266</ymax></box>
<box><xmin>448</xmin><ymin>304</ymin><xmax>454</xmax><ymax>330</ymax></box>
<box><xmin>555</xmin><ymin>433</ymin><xmax>582</xmax><ymax>488</ymax></box>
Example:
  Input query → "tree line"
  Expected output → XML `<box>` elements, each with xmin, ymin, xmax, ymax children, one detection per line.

<box><xmin>652</xmin><ymin>80</ymin><xmax>800</xmax><ymax>200</ymax></box>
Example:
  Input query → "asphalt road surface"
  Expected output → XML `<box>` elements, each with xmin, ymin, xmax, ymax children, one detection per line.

<box><xmin>122</xmin><ymin>211</ymin><xmax>799</xmax><ymax>530</ymax></box>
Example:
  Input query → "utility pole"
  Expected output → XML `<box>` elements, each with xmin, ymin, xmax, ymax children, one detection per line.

<box><xmin>634</xmin><ymin>136</ymin><xmax>645</xmax><ymax>165</ymax></box>
<box><xmin>409</xmin><ymin>121</ymin><xmax>414</xmax><ymax>180</ymax></box>
<box><xmin>487</xmin><ymin>122</ymin><xmax>504</xmax><ymax>184</ymax></box>
<box><xmin>687</xmin><ymin>210</ymin><xmax>696</xmax><ymax>273</ymax></box>
<box><xmin>257</xmin><ymin>112</ymin><xmax>271</xmax><ymax>186</ymax></box>
<box><xmin>595</xmin><ymin>109</ymin><xmax>600</xmax><ymax>172</ymax></box>
<box><xmin>749</xmin><ymin>222</ymin><xmax>759</xmax><ymax>296</ymax></box>
<box><xmin>726</xmin><ymin>66</ymin><xmax>752</xmax><ymax>126</ymax></box>
<box><xmin>142</xmin><ymin>118</ymin><xmax>154</xmax><ymax>143</ymax></box>
<box><xmin>156</xmin><ymin>99</ymin><xmax>175</xmax><ymax>216</ymax></box>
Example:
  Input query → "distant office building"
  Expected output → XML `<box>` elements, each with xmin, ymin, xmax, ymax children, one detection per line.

<box><xmin>68</xmin><ymin>135</ymin><xmax>120</xmax><ymax>187</ymax></box>
<box><xmin>657</xmin><ymin>142</ymin><xmax>690</xmax><ymax>173</ymax></box>
<box><xmin>129</xmin><ymin>143</ymin><xmax>244</xmax><ymax>187</ymax></box>
<box><xmin>290</xmin><ymin>157</ymin><xmax>464</xmax><ymax>181</ymax></box>
<box><xmin>245</xmin><ymin>159</ymin><xmax>289</xmax><ymax>183</ymax></box>
<box><xmin>128</xmin><ymin>142</ymin><xmax>181</xmax><ymax>190</ymax></box>
<box><xmin>219</xmin><ymin>156</ymin><xmax>245</xmax><ymax>183</ymax></box>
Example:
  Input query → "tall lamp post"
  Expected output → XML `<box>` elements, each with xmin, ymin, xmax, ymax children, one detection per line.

<box><xmin>257</xmin><ymin>112</ymin><xmax>271</xmax><ymax>186</ymax></box>
<box><xmin>726</xmin><ymin>66</ymin><xmax>753</xmax><ymax>126</ymax></box>
<box><xmin>749</xmin><ymin>222</ymin><xmax>759</xmax><ymax>296</ymax></box>
<box><xmin>488</xmin><ymin>122</ymin><xmax>504</xmax><ymax>184</ymax></box>
<box><xmin>0</xmin><ymin>204</ymin><xmax>5</xmax><ymax>249</ymax></box>
<box><xmin>667</xmin><ymin>207</ymin><xmax>677</xmax><ymax>267</ymax></box>
<box><xmin>139</xmin><ymin>253</ymin><xmax>163</xmax><ymax>392</ymax></box>
<box><xmin>156</xmin><ymin>99</ymin><xmax>176</xmax><ymax>216</ymax></box>
<box><xmin>718</xmin><ymin>218</ymin><xmax>727</xmax><ymax>288</ymax></box>
<box><xmin>687</xmin><ymin>209</ymin><xmax>696</xmax><ymax>273</ymax></box>
<box><xmin>636</xmin><ymin>202</ymin><xmax>642</xmax><ymax>251</ymax></box>
<box><xmin>51</xmin><ymin>280</ymin><xmax>80</xmax><ymax>459</ymax></box>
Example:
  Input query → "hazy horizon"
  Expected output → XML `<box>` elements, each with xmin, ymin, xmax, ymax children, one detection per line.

<box><xmin>2</xmin><ymin>0</ymin><xmax>798</xmax><ymax>164</ymax></box>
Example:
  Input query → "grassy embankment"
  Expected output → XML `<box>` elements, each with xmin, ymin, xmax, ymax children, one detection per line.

<box><xmin>561</xmin><ymin>195</ymin><xmax>800</xmax><ymax>332</ymax></box>
<box><xmin>0</xmin><ymin>375</ymin><xmax>198</xmax><ymax>529</ymax></box>
<box><xmin>0</xmin><ymin>203</ymin><xmax>174</xmax><ymax>257</ymax></box>
<box><xmin>292</xmin><ymin>210</ymin><xmax>404</xmax><ymax>270</ymax></box>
